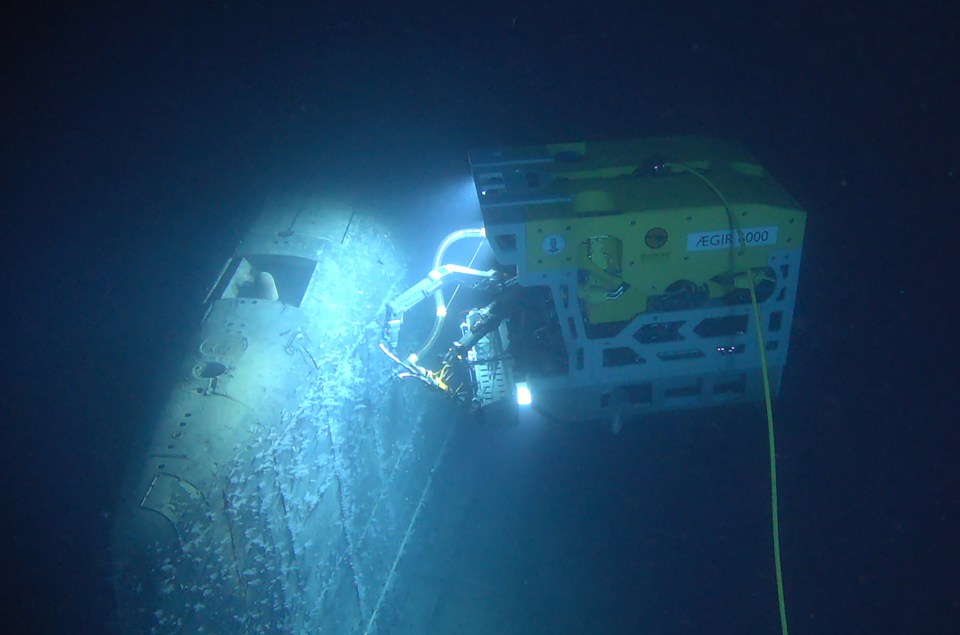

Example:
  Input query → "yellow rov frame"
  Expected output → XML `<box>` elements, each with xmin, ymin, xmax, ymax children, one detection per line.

<box><xmin>468</xmin><ymin>136</ymin><xmax>806</xmax><ymax>424</ymax></box>
<box><xmin>381</xmin><ymin>136</ymin><xmax>799</xmax><ymax>633</ymax></box>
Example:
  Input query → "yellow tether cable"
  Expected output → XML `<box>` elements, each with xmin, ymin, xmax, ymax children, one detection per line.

<box><xmin>666</xmin><ymin>162</ymin><xmax>790</xmax><ymax>635</ymax></box>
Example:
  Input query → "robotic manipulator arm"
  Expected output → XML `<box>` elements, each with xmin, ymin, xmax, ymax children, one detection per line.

<box><xmin>380</xmin><ymin>262</ymin><xmax>516</xmax><ymax>404</ymax></box>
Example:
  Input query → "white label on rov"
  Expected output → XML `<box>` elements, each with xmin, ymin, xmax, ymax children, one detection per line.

<box><xmin>687</xmin><ymin>226</ymin><xmax>778</xmax><ymax>252</ymax></box>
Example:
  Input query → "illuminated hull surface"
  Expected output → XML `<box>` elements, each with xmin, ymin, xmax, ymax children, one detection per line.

<box><xmin>111</xmin><ymin>201</ymin><xmax>452</xmax><ymax>634</ymax></box>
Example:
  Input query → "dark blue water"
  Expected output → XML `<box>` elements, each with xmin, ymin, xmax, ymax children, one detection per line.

<box><xmin>3</xmin><ymin>2</ymin><xmax>957</xmax><ymax>633</ymax></box>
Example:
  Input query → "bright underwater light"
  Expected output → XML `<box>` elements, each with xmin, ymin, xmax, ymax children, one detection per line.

<box><xmin>515</xmin><ymin>382</ymin><xmax>532</xmax><ymax>406</ymax></box>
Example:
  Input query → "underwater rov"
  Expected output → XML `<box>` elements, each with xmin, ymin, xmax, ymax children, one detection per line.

<box><xmin>382</xmin><ymin>135</ymin><xmax>803</xmax><ymax>634</ymax></box>
<box><xmin>382</xmin><ymin>136</ymin><xmax>806</xmax><ymax>430</ymax></box>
